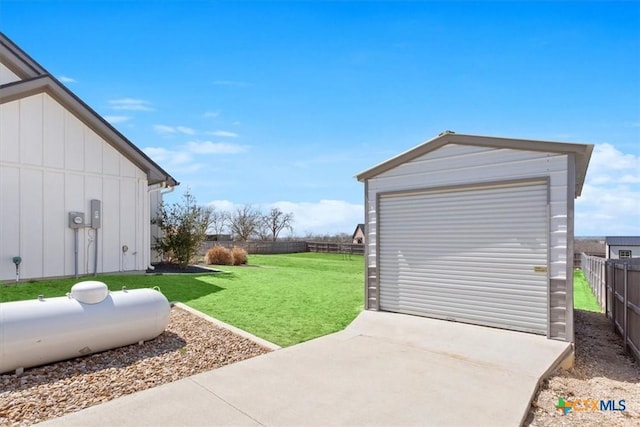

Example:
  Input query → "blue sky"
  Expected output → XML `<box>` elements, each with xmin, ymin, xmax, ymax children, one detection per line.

<box><xmin>2</xmin><ymin>1</ymin><xmax>639</xmax><ymax>236</ymax></box>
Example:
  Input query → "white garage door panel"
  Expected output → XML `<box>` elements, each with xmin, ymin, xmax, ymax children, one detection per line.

<box><xmin>379</xmin><ymin>182</ymin><xmax>549</xmax><ymax>335</ymax></box>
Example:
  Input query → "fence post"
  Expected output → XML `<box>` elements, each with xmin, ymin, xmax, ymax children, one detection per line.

<box><xmin>609</xmin><ymin>261</ymin><xmax>616</xmax><ymax>332</ymax></box>
<box><xmin>624</xmin><ymin>262</ymin><xmax>629</xmax><ymax>350</ymax></box>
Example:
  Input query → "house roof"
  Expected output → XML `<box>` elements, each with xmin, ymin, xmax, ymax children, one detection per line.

<box><xmin>0</xmin><ymin>32</ymin><xmax>178</xmax><ymax>187</ymax></box>
<box><xmin>352</xmin><ymin>223</ymin><xmax>365</xmax><ymax>240</ymax></box>
<box><xmin>605</xmin><ymin>236</ymin><xmax>640</xmax><ymax>246</ymax></box>
<box><xmin>574</xmin><ymin>239</ymin><xmax>606</xmax><ymax>255</ymax></box>
<box><xmin>356</xmin><ymin>132</ymin><xmax>593</xmax><ymax>197</ymax></box>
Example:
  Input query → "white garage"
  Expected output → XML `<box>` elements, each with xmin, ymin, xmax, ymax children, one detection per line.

<box><xmin>357</xmin><ymin>132</ymin><xmax>593</xmax><ymax>342</ymax></box>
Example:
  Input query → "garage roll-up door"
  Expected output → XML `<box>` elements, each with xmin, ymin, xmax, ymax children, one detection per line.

<box><xmin>378</xmin><ymin>181</ymin><xmax>549</xmax><ymax>335</ymax></box>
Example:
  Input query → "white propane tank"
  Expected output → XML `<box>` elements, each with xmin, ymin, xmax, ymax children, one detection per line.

<box><xmin>0</xmin><ymin>281</ymin><xmax>170</xmax><ymax>374</ymax></box>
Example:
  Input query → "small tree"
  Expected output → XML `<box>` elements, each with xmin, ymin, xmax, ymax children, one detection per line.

<box><xmin>261</xmin><ymin>208</ymin><xmax>294</xmax><ymax>241</ymax></box>
<box><xmin>152</xmin><ymin>190</ymin><xmax>212</xmax><ymax>269</ymax></box>
<box><xmin>229</xmin><ymin>205</ymin><xmax>261</xmax><ymax>241</ymax></box>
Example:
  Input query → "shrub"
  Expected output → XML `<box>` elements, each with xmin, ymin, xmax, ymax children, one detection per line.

<box><xmin>152</xmin><ymin>190</ymin><xmax>213</xmax><ymax>269</ymax></box>
<box><xmin>205</xmin><ymin>246</ymin><xmax>233</xmax><ymax>265</ymax></box>
<box><xmin>231</xmin><ymin>247</ymin><xmax>248</xmax><ymax>265</ymax></box>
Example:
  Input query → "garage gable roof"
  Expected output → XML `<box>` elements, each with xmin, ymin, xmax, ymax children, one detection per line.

<box><xmin>0</xmin><ymin>32</ymin><xmax>178</xmax><ymax>187</ymax></box>
<box><xmin>356</xmin><ymin>132</ymin><xmax>593</xmax><ymax>197</ymax></box>
<box><xmin>606</xmin><ymin>236</ymin><xmax>640</xmax><ymax>246</ymax></box>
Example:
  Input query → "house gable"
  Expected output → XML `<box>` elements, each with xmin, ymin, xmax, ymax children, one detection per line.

<box><xmin>0</xmin><ymin>32</ymin><xmax>177</xmax><ymax>187</ymax></box>
<box><xmin>0</xmin><ymin>32</ymin><xmax>178</xmax><ymax>281</ymax></box>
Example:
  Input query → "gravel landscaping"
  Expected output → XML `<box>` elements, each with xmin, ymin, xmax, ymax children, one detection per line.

<box><xmin>526</xmin><ymin>309</ymin><xmax>640</xmax><ymax>426</ymax></box>
<box><xmin>0</xmin><ymin>306</ymin><xmax>271</xmax><ymax>426</ymax></box>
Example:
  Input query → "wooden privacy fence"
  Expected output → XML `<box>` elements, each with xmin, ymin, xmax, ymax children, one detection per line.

<box><xmin>581</xmin><ymin>253</ymin><xmax>640</xmax><ymax>364</ymax></box>
<box><xmin>200</xmin><ymin>240</ymin><xmax>365</xmax><ymax>255</ymax></box>
<box><xmin>607</xmin><ymin>259</ymin><xmax>640</xmax><ymax>364</ymax></box>
<box><xmin>200</xmin><ymin>241</ymin><xmax>308</xmax><ymax>255</ymax></box>
<box><xmin>307</xmin><ymin>242</ymin><xmax>365</xmax><ymax>255</ymax></box>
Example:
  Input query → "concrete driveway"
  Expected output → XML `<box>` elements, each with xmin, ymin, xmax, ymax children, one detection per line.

<box><xmin>40</xmin><ymin>310</ymin><xmax>572</xmax><ymax>427</ymax></box>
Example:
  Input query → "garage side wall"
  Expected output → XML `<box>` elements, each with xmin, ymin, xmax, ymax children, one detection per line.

<box><xmin>364</xmin><ymin>143</ymin><xmax>572</xmax><ymax>341</ymax></box>
<box><xmin>0</xmin><ymin>93</ymin><xmax>150</xmax><ymax>281</ymax></box>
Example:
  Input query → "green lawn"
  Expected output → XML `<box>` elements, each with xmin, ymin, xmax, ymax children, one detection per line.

<box><xmin>0</xmin><ymin>253</ymin><xmax>364</xmax><ymax>347</ymax></box>
<box><xmin>3</xmin><ymin>256</ymin><xmax>599</xmax><ymax>344</ymax></box>
<box><xmin>573</xmin><ymin>269</ymin><xmax>602</xmax><ymax>312</ymax></box>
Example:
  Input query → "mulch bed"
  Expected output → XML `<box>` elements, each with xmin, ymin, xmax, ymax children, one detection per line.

<box><xmin>146</xmin><ymin>262</ymin><xmax>219</xmax><ymax>274</ymax></box>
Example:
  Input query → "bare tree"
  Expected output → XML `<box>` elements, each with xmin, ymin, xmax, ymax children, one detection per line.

<box><xmin>229</xmin><ymin>205</ymin><xmax>261</xmax><ymax>241</ymax></box>
<box><xmin>261</xmin><ymin>208</ymin><xmax>294</xmax><ymax>241</ymax></box>
<box><xmin>208</xmin><ymin>208</ymin><xmax>229</xmax><ymax>236</ymax></box>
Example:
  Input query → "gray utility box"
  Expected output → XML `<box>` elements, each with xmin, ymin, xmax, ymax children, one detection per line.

<box><xmin>68</xmin><ymin>212</ymin><xmax>85</xmax><ymax>229</ymax></box>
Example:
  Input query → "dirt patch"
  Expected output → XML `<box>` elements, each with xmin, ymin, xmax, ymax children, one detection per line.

<box><xmin>526</xmin><ymin>309</ymin><xmax>640</xmax><ymax>426</ymax></box>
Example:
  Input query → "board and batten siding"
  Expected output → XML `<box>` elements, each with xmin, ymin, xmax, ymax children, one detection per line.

<box><xmin>365</xmin><ymin>143</ymin><xmax>574</xmax><ymax>341</ymax></box>
<box><xmin>0</xmin><ymin>92</ymin><xmax>150</xmax><ymax>281</ymax></box>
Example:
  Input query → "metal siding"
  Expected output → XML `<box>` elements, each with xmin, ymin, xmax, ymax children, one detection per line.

<box><xmin>379</xmin><ymin>181</ymin><xmax>549</xmax><ymax>334</ymax></box>
<box><xmin>563</xmin><ymin>155</ymin><xmax>576</xmax><ymax>342</ymax></box>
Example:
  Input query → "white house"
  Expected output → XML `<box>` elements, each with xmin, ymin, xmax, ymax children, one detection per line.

<box><xmin>0</xmin><ymin>32</ymin><xmax>178</xmax><ymax>282</ymax></box>
<box><xmin>357</xmin><ymin>132</ymin><xmax>593</xmax><ymax>342</ymax></box>
<box><xmin>605</xmin><ymin>236</ymin><xmax>640</xmax><ymax>260</ymax></box>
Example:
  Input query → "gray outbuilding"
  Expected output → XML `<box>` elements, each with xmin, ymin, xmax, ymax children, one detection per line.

<box><xmin>605</xmin><ymin>236</ymin><xmax>640</xmax><ymax>260</ymax></box>
<box><xmin>356</xmin><ymin>132</ymin><xmax>593</xmax><ymax>342</ymax></box>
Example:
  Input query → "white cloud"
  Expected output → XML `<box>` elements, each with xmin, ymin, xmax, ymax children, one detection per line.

<box><xmin>108</xmin><ymin>98</ymin><xmax>154</xmax><ymax>111</ymax></box>
<box><xmin>153</xmin><ymin>125</ymin><xmax>176</xmax><ymax>134</ymax></box>
<box><xmin>207</xmin><ymin>200</ymin><xmax>238</xmax><ymax>212</ymax></box>
<box><xmin>58</xmin><ymin>75</ymin><xmax>76</xmax><ymax>83</ymax></box>
<box><xmin>203</xmin><ymin>111</ymin><xmax>221</xmax><ymax>118</ymax></box>
<box><xmin>177</xmin><ymin>126</ymin><xmax>196</xmax><ymax>135</ymax></box>
<box><xmin>185</xmin><ymin>140</ymin><xmax>248</xmax><ymax>154</ymax></box>
<box><xmin>207</xmin><ymin>199</ymin><xmax>364</xmax><ymax>236</ymax></box>
<box><xmin>576</xmin><ymin>143</ymin><xmax>640</xmax><ymax>236</ymax></box>
<box><xmin>104</xmin><ymin>115</ymin><xmax>132</xmax><ymax>124</ymax></box>
<box><xmin>154</xmin><ymin>125</ymin><xmax>196</xmax><ymax>135</ymax></box>
<box><xmin>206</xmin><ymin>130</ymin><xmax>239</xmax><ymax>138</ymax></box>
<box><xmin>143</xmin><ymin>147</ymin><xmax>204</xmax><ymax>174</ymax></box>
